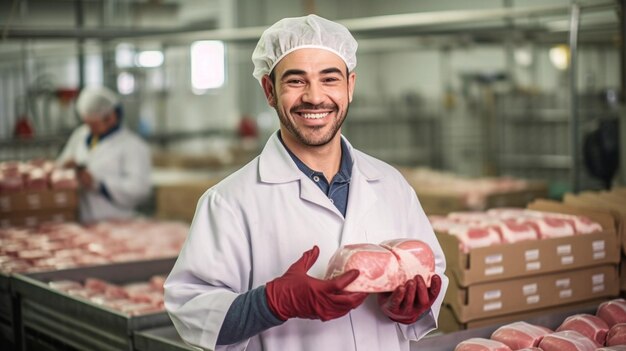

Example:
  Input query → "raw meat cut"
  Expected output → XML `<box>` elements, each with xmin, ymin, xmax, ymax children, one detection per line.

<box><xmin>606</xmin><ymin>323</ymin><xmax>626</xmax><ymax>346</ymax></box>
<box><xmin>598</xmin><ymin>346</ymin><xmax>626</xmax><ymax>351</ymax></box>
<box><xmin>380</xmin><ymin>238</ymin><xmax>435</xmax><ymax>286</ymax></box>
<box><xmin>538</xmin><ymin>330</ymin><xmax>600</xmax><ymax>351</ymax></box>
<box><xmin>598</xmin><ymin>299</ymin><xmax>626</xmax><ymax>327</ymax></box>
<box><xmin>488</xmin><ymin>220</ymin><xmax>538</xmax><ymax>244</ymax></box>
<box><xmin>515</xmin><ymin>348</ymin><xmax>542</xmax><ymax>351</ymax></box>
<box><xmin>556</xmin><ymin>313</ymin><xmax>609</xmax><ymax>345</ymax></box>
<box><xmin>490</xmin><ymin>321</ymin><xmax>552</xmax><ymax>349</ymax></box>
<box><xmin>448</xmin><ymin>226</ymin><xmax>501</xmax><ymax>253</ymax></box>
<box><xmin>454</xmin><ymin>338</ymin><xmax>512</xmax><ymax>351</ymax></box>
<box><xmin>324</xmin><ymin>239</ymin><xmax>435</xmax><ymax>293</ymax></box>
<box><xmin>520</xmin><ymin>217</ymin><xmax>575</xmax><ymax>239</ymax></box>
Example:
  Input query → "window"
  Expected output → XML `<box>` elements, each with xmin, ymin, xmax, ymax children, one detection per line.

<box><xmin>191</xmin><ymin>40</ymin><xmax>225</xmax><ymax>92</ymax></box>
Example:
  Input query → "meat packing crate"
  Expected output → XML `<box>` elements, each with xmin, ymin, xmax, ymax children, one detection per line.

<box><xmin>0</xmin><ymin>189</ymin><xmax>78</xmax><ymax>213</ymax></box>
<box><xmin>155</xmin><ymin>178</ymin><xmax>224</xmax><ymax>223</ymax></box>
<box><xmin>438</xmin><ymin>203</ymin><xmax>619</xmax><ymax>286</ymax></box>
<box><xmin>444</xmin><ymin>264</ymin><xmax>619</xmax><ymax>323</ymax></box>
<box><xmin>133</xmin><ymin>325</ymin><xmax>199</xmax><ymax>351</ymax></box>
<box><xmin>12</xmin><ymin>258</ymin><xmax>176</xmax><ymax>351</ymax></box>
<box><xmin>0</xmin><ymin>208</ymin><xmax>76</xmax><ymax>228</ymax></box>
<box><xmin>423</xmin><ymin>300</ymin><xmax>602</xmax><ymax>344</ymax></box>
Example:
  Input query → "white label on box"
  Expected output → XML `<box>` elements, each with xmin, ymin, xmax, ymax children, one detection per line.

<box><xmin>485</xmin><ymin>266</ymin><xmax>504</xmax><ymax>276</ymax></box>
<box><xmin>523</xmin><ymin>283</ymin><xmax>538</xmax><ymax>295</ymax></box>
<box><xmin>592</xmin><ymin>284</ymin><xmax>605</xmax><ymax>293</ymax></box>
<box><xmin>0</xmin><ymin>196</ymin><xmax>10</xmax><ymax>211</ymax></box>
<box><xmin>525</xmin><ymin>249</ymin><xmax>539</xmax><ymax>261</ymax></box>
<box><xmin>27</xmin><ymin>194</ymin><xmax>41</xmax><ymax>208</ymax></box>
<box><xmin>483</xmin><ymin>301</ymin><xmax>502</xmax><ymax>312</ymax></box>
<box><xmin>593</xmin><ymin>251</ymin><xmax>606</xmax><ymax>260</ymax></box>
<box><xmin>54</xmin><ymin>192</ymin><xmax>68</xmax><ymax>205</ymax></box>
<box><xmin>557</xmin><ymin>245</ymin><xmax>572</xmax><ymax>255</ymax></box>
<box><xmin>559</xmin><ymin>289</ymin><xmax>573</xmax><ymax>298</ymax></box>
<box><xmin>561</xmin><ymin>256</ymin><xmax>574</xmax><ymax>265</ymax></box>
<box><xmin>485</xmin><ymin>254</ymin><xmax>503</xmax><ymax>264</ymax></box>
<box><xmin>592</xmin><ymin>273</ymin><xmax>605</xmax><ymax>285</ymax></box>
<box><xmin>25</xmin><ymin>216</ymin><xmax>38</xmax><ymax>227</ymax></box>
<box><xmin>526</xmin><ymin>295</ymin><xmax>540</xmax><ymax>304</ymax></box>
<box><xmin>526</xmin><ymin>261</ymin><xmax>541</xmax><ymax>271</ymax></box>
<box><xmin>483</xmin><ymin>290</ymin><xmax>501</xmax><ymax>300</ymax></box>
<box><xmin>556</xmin><ymin>278</ymin><xmax>571</xmax><ymax>288</ymax></box>
<box><xmin>592</xmin><ymin>240</ymin><xmax>605</xmax><ymax>252</ymax></box>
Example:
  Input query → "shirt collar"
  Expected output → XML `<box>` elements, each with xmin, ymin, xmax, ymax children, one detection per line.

<box><xmin>86</xmin><ymin>120</ymin><xmax>122</xmax><ymax>147</ymax></box>
<box><xmin>277</xmin><ymin>131</ymin><xmax>352</xmax><ymax>183</ymax></box>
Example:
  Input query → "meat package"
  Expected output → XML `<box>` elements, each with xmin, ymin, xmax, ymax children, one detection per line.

<box><xmin>0</xmin><ymin>160</ymin><xmax>78</xmax><ymax>192</ymax></box>
<box><xmin>598</xmin><ymin>346</ymin><xmax>626</xmax><ymax>351</ymax></box>
<box><xmin>537</xmin><ymin>330</ymin><xmax>600</xmax><ymax>351</ymax></box>
<box><xmin>324</xmin><ymin>239</ymin><xmax>435</xmax><ymax>292</ymax></box>
<box><xmin>454</xmin><ymin>338</ymin><xmax>512</xmax><ymax>351</ymax></box>
<box><xmin>429</xmin><ymin>208</ymin><xmax>602</xmax><ymax>253</ymax></box>
<box><xmin>597</xmin><ymin>299</ymin><xmax>626</xmax><ymax>327</ymax></box>
<box><xmin>556</xmin><ymin>313</ymin><xmax>609</xmax><ymax>345</ymax></box>
<box><xmin>490</xmin><ymin>321</ymin><xmax>552</xmax><ymax>349</ymax></box>
<box><xmin>606</xmin><ymin>324</ymin><xmax>626</xmax><ymax>346</ymax></box>
<box><xmin>48</xmin><ymin>275</ymin><xmax>166</xmax><ymax>316</ymax></box>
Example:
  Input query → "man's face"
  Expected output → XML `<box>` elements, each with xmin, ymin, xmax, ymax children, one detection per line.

<box><xmin>82</xmin><ymin>111</ymin><xmax>116</xmax><ymax>136</ymax></box>
<box><xmin>262</xmin><ymin>48</ymin><xmax>356</xmax><ymax>149</ymax></box>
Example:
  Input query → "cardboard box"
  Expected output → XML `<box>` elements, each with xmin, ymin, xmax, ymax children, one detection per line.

<box><xmin>445</xmin><ymin>264</ymin><xmax>618</xmax><ymax>322</ymax></box>
<box><xmin>155</xmin><ymin>179</ymin><xmax>222</xmax><ymax>222</ymax></box>
<box><xmin>439</xmin><ymin>203</ymin><xmax>618</xmax><ymax>286</ymax></box>
<box><xmin>0</xmin><ymin>189</ymin><xmax>78</xmax><ymax>213</ymax></box>
<box><xmin>439</xmin><ymin>298</ymin><xmax>606</xmax><ymax>333</ymax></box>
<box><xmin>0</xmin><ymin>209</ymin><xmax>77</xmax><ymax>228</ymax></box>
<box><xmin>562</xmin><ymin>193</ymin><xmax>626</xmax><ymax>255</ymax></box>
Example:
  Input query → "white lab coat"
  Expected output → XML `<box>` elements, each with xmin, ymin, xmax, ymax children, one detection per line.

<box><xmin>57</xmin><ymin>124</ymin><xmax>152</xmax><ymax>223</ymax></box>
<box><xmin>164</xmin><ymin>132</ymin><xmax>448</xmax><ymax>351</ymax></box>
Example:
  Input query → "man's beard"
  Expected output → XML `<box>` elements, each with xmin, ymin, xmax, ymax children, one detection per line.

<box><xmin>275</xmin><ymin>101</ymin><xmax>349</xmax><ymax>147</ymax></box>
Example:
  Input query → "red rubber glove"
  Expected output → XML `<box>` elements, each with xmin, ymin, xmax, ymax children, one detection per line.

<box><xmin>266</xmin><ymin>246</ymin><xmax>368</xmax><ymax>321</ymax></box>
<box><xmin>377</xmin><ymin>274</ymin><xmax>441</xmax><ymax>324</ymax></box>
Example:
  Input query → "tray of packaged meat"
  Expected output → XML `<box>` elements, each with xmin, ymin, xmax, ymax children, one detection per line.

<box><xmin>133</xmin><ymin>325</ymin><xmax>201</xmax><ymax>351</ymax></box>
<box><xmin>12</xmin><ymin>258</ymin><xmax>176</xmax><ymax>351</ymax></box>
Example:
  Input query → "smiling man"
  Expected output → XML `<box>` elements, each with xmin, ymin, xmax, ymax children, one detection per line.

<box><xmin>164</xmin><ymin>14</ymin><xmax>447</xmax><ymax>351</ymax></box>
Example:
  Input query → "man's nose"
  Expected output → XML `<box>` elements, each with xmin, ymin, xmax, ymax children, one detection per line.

<box><xmin>302</xmin><ymin>83</ymin><xmax>325</xmax><ymax>105</ymax></box>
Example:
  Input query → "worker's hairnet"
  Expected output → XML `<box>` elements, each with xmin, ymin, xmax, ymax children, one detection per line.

<box><xmin>76</xmin><ymin>86</ymin><xmax>120</xmax><ymax>119</ymax></box>
<box><xmin>251</xmin><ymin>14</ymin><xmax>358</xmax><ymax>84</ymax></box>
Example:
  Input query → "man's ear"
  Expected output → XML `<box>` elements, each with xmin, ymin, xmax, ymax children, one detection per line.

<box><xmin>261</xmin><ymin>75</ymin><xmax>276</xmax><ymax>107</ymax></box>
<box><xmin>347</xmin><ymin>71</ymin><xmax>356</xmax><ymax>103</ymax></box>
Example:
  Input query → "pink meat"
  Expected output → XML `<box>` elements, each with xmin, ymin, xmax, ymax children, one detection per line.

<box><xmin>556</xmin><ymin>313</ymin><xmax>609</xmax><ymax>345</ymax></box>
<box><xmin>606</xmin><ymin>323</ymin><xmax>626</xmax><ymax>346</ymax></box>
<box><xmin>516</xmin><ymin>348</ymin><xmax>542</xmax><ymax>351</ymax></box>
<box><xmin>454</xmin><ymin>338</ymin><xmax>512</xmax><ymax>351</ymax></box>
<box><xmin>380</xmin><ymin>239</ymin><xmax>435</xmax><ymax>287</ymax></box>
<box><xmin>538</xmin><ymin>330</ymin><xmax>600</xmax><ymax>351</ymax></box>
<box><xmin>520</xmin><ymin>217</ymin><xmax>575</xmax><ymax>239</ymax></box>
<box><xmin>490</xmin><ymin>321</ymin><xmax>552</xmax><ymax>349</ymax></box>
<box><xmin>325</xmin><ymin>239</ymin><xmax>435</xmax><ymax>292</ymax></box>
<box><xmin>597</xmin><ymin>299</ymin><xmax>626</xmax><ymax>327</ymax></box>
<box><xmin>325</xmin><ymin>243</ymin><xmax>402</xmax><ymax>292</ymax></box>
<box><xmin>50</xmin><ymin>169</ymin><xmax>78</xmax><ymax>190</ymax></box>
<box><xmin>489</xmin><ymin>220</ymin><xmax>538</xmax><ymax>244</ymax></box>
<box><xmin>598</xmin><ymin>346</ymin><xmax>626</xmax><ymax>351</ymax></box>
<box><xmin>448</xmin><ymin>226</ymin><xmax>501</xmax><ymax>253</ymax></box>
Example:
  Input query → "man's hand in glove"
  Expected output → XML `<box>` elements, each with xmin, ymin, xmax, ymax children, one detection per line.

<box><xmin>265</xmin><ymin>246</ymin><xmax>368</xmax><ymax>321</ymax></box>
<box><xmin>377</xmin><ymin>274</ymin><xmax>441</xmax><ymax>324</ymax></box>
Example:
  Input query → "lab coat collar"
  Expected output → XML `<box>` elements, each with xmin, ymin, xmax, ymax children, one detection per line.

<box><xmin>258</xmin><ymin>131</ymin><xmax>382</xmax><ymax>184</ymax></box>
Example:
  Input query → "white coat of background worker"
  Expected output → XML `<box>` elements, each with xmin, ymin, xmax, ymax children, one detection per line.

<box><xmin>57</xmin><ymin>86</ymin><xmax>152</xmax><ymax>223</ymax></box>
<box><xmin>164</xmin><ymin>14</ymin><xmax>448</xmax><ymax>351</ymax></box>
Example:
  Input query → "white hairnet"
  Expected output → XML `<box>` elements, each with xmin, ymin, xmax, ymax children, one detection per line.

<box><xmin>76</xmin><ymin>86</ymin><xmax>120</xmax><ymax>119</ymax></box>
<box><xmin>252</xmin><ymin>14</ymin><xmax>358</xmax><ymax>84</ymax></box>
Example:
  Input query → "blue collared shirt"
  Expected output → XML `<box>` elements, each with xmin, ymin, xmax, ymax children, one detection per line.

<box><xmin>278</xmin><ymin>132</ymin><xmax>352</xmax><ymax>217</ymax></box>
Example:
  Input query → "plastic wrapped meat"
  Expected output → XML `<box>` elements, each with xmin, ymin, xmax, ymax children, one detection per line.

<box><xmin>606</xmin><ymin>323</ymin><xmax>626</xmax><ymax>346</ymax></box>
<box><xmin>324</xmin><ymin>239</ymin><xmax>435</xmax><ymax>292</ymax></box>
<box><xmin>490</xmin><ymin>321</ymin><xmax>552</xmax><ymax>349</ymax></box>
<box><xmin>454</xmin><ymin>338</ymin><xmax>512</xmax><ymax>351</ymax></box>
<box><xmin>488</xmin><ymin>220</ymin><xmax>538</xmax><ymax>244</ymax></box>
<box><xmin>538</xmin><ymin>330</ymin><xmax>600</xmax><ymax>351</ymax></box>
<box><xmin>520</xmin><ymin>217</ymin><xmax>575</xmax><ymax>239</ymax></box>
<box><xmin>597</xmin><ymin>299</ymin><xmax>626</xmax><ymax>327</ymax></box>
<box><xmin>556</xmin><ymin>313</ymin><xmax>609</xmax><ymax>345</ymax></box>
<box><xmin>448</xmin><ymin>226</ymin><xmax>501</xmax><ymax>253</ymax></box>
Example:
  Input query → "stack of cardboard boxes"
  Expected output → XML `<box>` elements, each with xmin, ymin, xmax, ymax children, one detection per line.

<box><xmin>438</xmin><ymin>201</ymin><xmax>621</xmax><ymax>332</ymax></box>
<box><xmin>0</xmin><ymin>188</ymin><xmax>78</xmax><ymax>228</ymax></box>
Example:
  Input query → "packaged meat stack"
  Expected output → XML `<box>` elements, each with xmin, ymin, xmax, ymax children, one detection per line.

<box><xmin>0</xmin><ymin>160</ymin><xmax>79</xmax><ymax>227</ymax></box>
<box><xmin>490</xmin><ymin>321</ymin><xmax>552</xmax><ymax>349</ymax></box>
<box><xmin>556</xmin><ymin>313</ymin><xmax>609</xmax><ymax>345</ymax></box>
<box><xmin>597</xmin><ymin>299</ymin><xmax>626</xmax><ymax>327</ymax></box>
